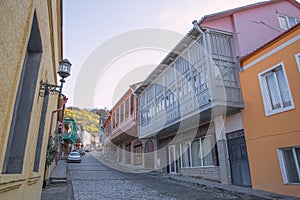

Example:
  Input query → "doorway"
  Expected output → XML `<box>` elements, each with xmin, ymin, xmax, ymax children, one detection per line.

<box><xmin>227</xmin><ymin>130</ymin><xmax>252</xmax><ymax>187</ymax></box>
<box><xmin>168</xmin><ymin>145</ymin><xmax>179</xmax><ymax>173</ymax></box>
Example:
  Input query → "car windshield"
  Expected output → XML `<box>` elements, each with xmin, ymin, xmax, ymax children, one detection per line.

<box><xmin>69</xmin><ymin>152</ymin><xmax>80</xmax><ymax>156</ymax></box>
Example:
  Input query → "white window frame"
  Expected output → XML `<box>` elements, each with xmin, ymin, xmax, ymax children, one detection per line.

<box><xmin>277</xmin><ymin>14</ymin><xmax>300</xmax><ymax>30</ymax></box>
<box><xmin>258</xmin><ymin>62</ymin><xmax>294</xmax><ymax>116</ymax></box>
<box><xmin>180</xmin><ymin>135</ymin><xmax>214</xmax><ymax>168</ymax></box>
<box><xmin>277</xmin><ymin>146</ymin><xmax>300</xmax><ymax>184</ymax></box>
<box><xmin>295</xmin><ymin>53</ymin><xmax>300</xmax><ymax>73</ymax></box>
<box><xmin>180</xmin><ymin>141</ymin><xmax>192</xmax><ymax>168</ymax></box>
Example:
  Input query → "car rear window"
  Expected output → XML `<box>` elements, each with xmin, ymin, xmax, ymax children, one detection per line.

<box><xmin>70</xmin><ymin>152</ymin><xmax>80</xmax><ymax>156</ymax></box>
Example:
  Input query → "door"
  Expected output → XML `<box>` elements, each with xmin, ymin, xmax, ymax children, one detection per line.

<box><xmin>168</xmin><ymin>145</ymin><xmax>178</xmax><ymax>173</ymax></box>
<box><xmin>134</xmin><ymin>145</ymin><xmax>142</xmax><ymax>165</ymax></box>
<box><xmin>125</xmin><ymin>144</ymin><xmax>131</xmax><ymax>164</ymax></box>
<box><xmin>144</xmin><ymin>140</ymin><xmax>154</xmax><ymax>169</ymax></box>
<box><xmin>227</xmin><ymin>131</ymin><xmax>252</xmax><ymax>187</ymax></box>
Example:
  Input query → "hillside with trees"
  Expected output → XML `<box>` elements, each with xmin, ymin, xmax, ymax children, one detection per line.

<box><xmin>64</xmin><ymin>107</ymin><xmax>108</xmax><ymax>133</ymax></box>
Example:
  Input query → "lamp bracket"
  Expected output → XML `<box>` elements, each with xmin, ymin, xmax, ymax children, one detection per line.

<box><xmin>39</xmin><ymin>81</ymin><xmax>61</xmax><ymax>97</ymax></box>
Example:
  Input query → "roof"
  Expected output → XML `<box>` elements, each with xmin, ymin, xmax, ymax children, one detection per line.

<box><xmin>240</xmin><ymin>23</ymin><xmax>300</xmax><ymax>62</ymax></box>
<box><xmin>198</xmin><ymin>0</ymin><xmax>300</xmax><ymax>24</ymax></box>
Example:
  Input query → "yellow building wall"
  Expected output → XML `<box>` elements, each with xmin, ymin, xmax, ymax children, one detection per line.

<box><xmin>240</xmin><ymin>26</ymin><xmax>300</xmax><ymax>197</ymax></box>
<box><xmin>0</xmin><ymin>0</ymin><xmax>62</xmax><ymax>199</ymax></box>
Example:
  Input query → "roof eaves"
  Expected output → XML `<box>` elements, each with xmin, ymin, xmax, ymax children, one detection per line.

<box><xmin>199</xmin><ymin>0</ymin><xmax>275</xmax><ymax>24</ymax></box>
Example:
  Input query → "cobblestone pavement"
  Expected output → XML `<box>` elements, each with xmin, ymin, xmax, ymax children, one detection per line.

<box><xmin>68</xmin><ymin>153</ymin><xmax>269</xmax><ymax>200</ymax></box>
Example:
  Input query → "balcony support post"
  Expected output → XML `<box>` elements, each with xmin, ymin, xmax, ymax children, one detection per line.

<box><xmin>214</xmin><ymin>115</ymin><xmax>231</xmax><ymax>185</ymax></box>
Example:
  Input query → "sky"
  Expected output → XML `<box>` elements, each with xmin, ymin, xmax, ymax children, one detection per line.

<box><xmin>62</xmin><ymin>0</ymin><xmax>292</xmax><ymax>109</ymax></box>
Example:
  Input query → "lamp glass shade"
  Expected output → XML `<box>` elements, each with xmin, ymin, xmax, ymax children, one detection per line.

<box><xmin>57</xmin><ymin>59</ymin><xmax>72</xmax><ymax>79</ymax></box>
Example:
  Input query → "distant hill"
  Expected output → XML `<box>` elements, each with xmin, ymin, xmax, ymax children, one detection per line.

<box><xmin>64</xmin><ymin>107</ymin><xmax>108</xmax><ymax>133</ymax></box>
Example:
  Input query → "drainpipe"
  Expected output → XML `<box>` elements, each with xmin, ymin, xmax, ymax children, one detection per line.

<box><xmin>192</xmin><ymin>20</ymin><xmax>208</xmax><ymax>57</ymax></box>
<box><xmin>192</xmin><ymin>20</ymin><xmax>213</xmax><ymax>103</ymax></box>
<box><xmin>192</xmin><ymin>20</ymin><xmax>204</xmax><ymax>35</ymax></box>
<box><xmin>48</xmin><ymin>95</ymin><xmax>68</xmax><ymax>138</ymax></box>
<box><xmin>44</xmin><ymin>95</ymin><xmax>68</xmax><ymax>187</ymax></box>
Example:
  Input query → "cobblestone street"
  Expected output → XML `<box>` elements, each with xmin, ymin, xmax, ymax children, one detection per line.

<box><xmin>64</xmin><ymin>153</ymin><xmax>268</xmax><ymax>200</ymax></box>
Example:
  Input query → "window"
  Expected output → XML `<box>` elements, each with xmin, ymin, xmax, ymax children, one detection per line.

<box><xmin>180</xmin><ymin>142</ymin><xmax>191</xmax><ymax>167</ymax></box>
<box><xmin>278</xmin><ymin>146</ymin><xmax>300</xmax><ymax>184</ymax></box>
<box><xmin>125</xmin><ymin>98</ymin><xmax>129</xmax><ymax>118</ymax></box>
<box><xmin>130</xmin><ymin>94</ymin><xmax>134</xmax><ymax>114</ymax></box>
<box><xmin>2</xmin><ymin>12</ymin><xmax>42</xmax><ymax>174</ymax></box>
<box><xmin>180</xmin><ymin>136</ymin><xmax>214</xmax><ymax>168</ymax></box>
<box><xmin>33</xmin><ymin>94</ymin><xmax>49</xmax><ymax>172</ymax></box>
<box><xmin>295</xmin><ymin>53</ymin><xmax>300</xmax><ymax>73</ymax></box>
<box><xmin>278</xmin><ymin>14</ymin><xmax>300</xmax><ymax>30</ymax></box>
<box><xmin>134</xmin><ymin>141</ymin><xmax>142</xmax><ymax>165</ymax></box>
<box><xmin>258</xmin><ymin>63</ymin><xmax>294</xmax><ymax>116</ymax></box>
<box><xmin>120</xmin><ymin>104</ymin><xmax>124</xmax><ymax>122</ymax></box>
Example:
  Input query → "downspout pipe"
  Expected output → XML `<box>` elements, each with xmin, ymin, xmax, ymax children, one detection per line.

<box><xmin>192</xmin><ymin>20</ymin><xmax>207</xmax><ymax>50</ymax></box>
<box><xmin>192</xmin><ymin>20</ymin><xmax>204</xmax><ymax>35</ymax></box>
<box><xmin>48</xmin><ymin>95</ymin><xmax>68</xmax><ymax>138</ymax></box>
<box><xmin>192</xmin><ymin>20</ymin><xmax>214</xmax><ymax>102</ymax></box>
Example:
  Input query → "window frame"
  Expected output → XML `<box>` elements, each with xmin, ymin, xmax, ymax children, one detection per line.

<box><xmin>179</xmin><ymin>135</ymin><xmax>214</xmax><ymax>168</ymax></box>
<box><xmin>277</xmin><ymin>146</ymin><xmax>300</xmax><ymax>185</ymax></box>
<box><xmin>258</xmin><ymin>62</ymin><xmax>294</xmax><ymax>116</ymax></box>
<box><xmin>277</xmin><ymin>13</ymin><xmax>300</xmax><ymax>30</ymax></box>
<box><xmin>295</xmin><ymin>53</ymin><xmax>300</xmax><ymax>73</ymax></box>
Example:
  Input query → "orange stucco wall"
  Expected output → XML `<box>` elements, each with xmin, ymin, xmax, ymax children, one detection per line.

<box><xmin>240</xmin><ymin>25</ymin><xmax>300</xmax><ymax>197</ymax></box>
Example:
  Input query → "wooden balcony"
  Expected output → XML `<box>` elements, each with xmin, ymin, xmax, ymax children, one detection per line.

<box><xmin>110</xmin><ymin>114</ymin><xmax>138</xmax><ymax>144</ymax></box>
<box><xmin>136</xmin><ymin>27</ymin><xmax>244</xmax><ymax>138</ymax></box>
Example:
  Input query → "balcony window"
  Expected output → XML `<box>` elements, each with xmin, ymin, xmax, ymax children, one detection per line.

<box><xmin>258</xmin><ymin>63</ymin><xmax>294</xmax><ymax>116</ymax></box>
<box><xmin>120</xmin><ymin>103</ymin><xmax>124</xmax><ymax>122</ymax></box>
<box><xmin>125</xmin><ymin>98</ymin><xmax>129</xmax><ymax>118</ymax></box>
<box><xmin>189</xmin><ymin>37</ymin><xmax>205</xmax><ymax>66</ymax></box>
<box><xmin>176</xmin><ymin>56</ymin><xmax>190</xmax><ymax>76</ymax></box>
<box><xmin>115</xmin><ymin>109</ymin><xmax>119</xmax><ymax>127</ymax></box>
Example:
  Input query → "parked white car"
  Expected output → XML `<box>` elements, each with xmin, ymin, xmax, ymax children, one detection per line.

<box><xmin>67</xmin><ymin>151</ymin><xmax>81</xmax><ymax>163</ymax></box>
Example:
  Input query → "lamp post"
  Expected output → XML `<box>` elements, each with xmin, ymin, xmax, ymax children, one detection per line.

<box><xmin>39</xmin><ymin>59</ymin><xmax>72</xmax><ymax>97</ymax></box>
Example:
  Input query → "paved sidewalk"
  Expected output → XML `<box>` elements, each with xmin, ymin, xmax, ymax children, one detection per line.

<box><xmin>49</xmin><ymin>159</ymin><xmax>67</xmax><ymax>183</ymax></box>
<box><xmin>41</xmin><ymin>159</ymin><xmax>74</xmax><ymax>200</ymax></box>
<box><xmin>91</xmin><ymin>152</ymin><xmax>300</xmax><ymax>200</ymax></box>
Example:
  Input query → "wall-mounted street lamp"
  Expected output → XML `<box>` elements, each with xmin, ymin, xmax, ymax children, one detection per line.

<box><xmin>39</xmin><ymin>59</ymin><xmax>72</xmax><ymax>97</ymax></box>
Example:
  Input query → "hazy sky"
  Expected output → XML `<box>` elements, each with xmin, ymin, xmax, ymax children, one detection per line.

<box><xmin>62</xmin><ymin>0</ymin><xmax>296</xmax><ymax>109</ymax></box>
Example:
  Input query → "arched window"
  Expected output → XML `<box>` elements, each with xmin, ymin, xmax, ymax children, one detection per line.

<box><xmin>144</xmin><ymin>140</ymin><xmax>154</xmax><ymax>153</ymax></box>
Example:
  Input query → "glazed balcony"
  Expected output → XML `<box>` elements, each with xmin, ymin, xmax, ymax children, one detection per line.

<box><xmin>136</xmin><ymin>28</ymin><xmax>244</xmax><ymax>138</ymax></box>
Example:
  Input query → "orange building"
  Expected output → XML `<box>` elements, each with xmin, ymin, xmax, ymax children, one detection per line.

<box><xmin>240</xmin><ymin>24</ymin><xmax>300</xmax><ymax>197</ymax></box>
